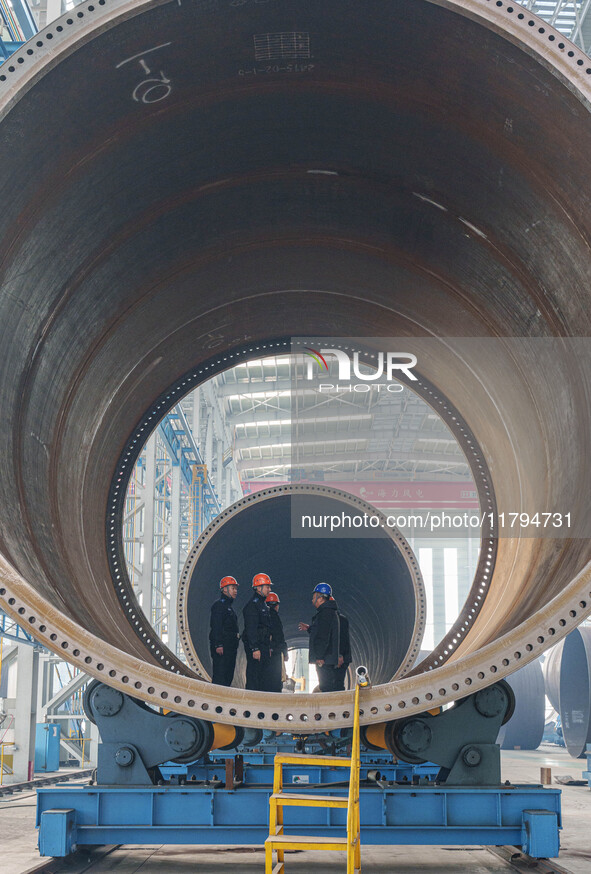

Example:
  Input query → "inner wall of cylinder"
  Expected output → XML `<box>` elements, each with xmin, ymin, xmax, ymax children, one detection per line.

<box><xmin>184</xmin><ymin>492</ymin><xmax>419</xmax><ymax>686</ymax></box>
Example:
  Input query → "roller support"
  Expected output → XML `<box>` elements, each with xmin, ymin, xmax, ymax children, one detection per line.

<box><xmin>386</xmin><ymin>681</ymin><xmax>515</xmax><ymax>786</ymax></box>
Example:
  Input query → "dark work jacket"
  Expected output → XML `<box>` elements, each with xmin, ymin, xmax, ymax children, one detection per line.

<box><xmin>308</xmin><ymin>598</ymin><xmax>340</xmax><ymax>666</ymax></box>
<box><xmin>339</xmin><ymin>613</ymin><xmax>352</xmax><ymax>666</ymax></box>
<box><xmin>269</xmin><ymin>609</ymin><xmax>288</xmax><ymax>658</ymax></box>
<box><xmin>209</xmin><ymin>594</ymin><xmax>240</xmax><ymax>650</ymax></box>
<box><xmin>242</xmin><ymin>594</ymin><xmax>272</xmax><ymax>655</ymax></box>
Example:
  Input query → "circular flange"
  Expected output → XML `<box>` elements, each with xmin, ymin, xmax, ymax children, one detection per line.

<box><xmin>107</xmin><ymin>338</ymin><xmax>497</xmax><ymax>681</ymax></box>
<box><xmin>177</xmin><ymin>483</ymin><xmax>426</xmax><ymax>683</ymax></box>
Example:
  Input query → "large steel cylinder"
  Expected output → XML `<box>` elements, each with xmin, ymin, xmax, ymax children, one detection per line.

<box><xmin>178</xmin><ymin>485</ymin><xmax>426</xmax><ymax>686</ymax></box>
<box><xmin>1</xmin><ymin>0</ymin><xmax>591</xmax><ymax>730</ymax></box>
<box><xmin>497</xmin><ymin>660</ymin><xmax>545</xmax><ymax>751</ymax></box>
<box><xmin>542</xmin><ymin>641</ymin><xmax>564</xmax><ymax>714</ymax></box>
<box><xmin>544</xmin><ymin>627</ymin><xmax>591</xmax><ymax>758</ymax></box>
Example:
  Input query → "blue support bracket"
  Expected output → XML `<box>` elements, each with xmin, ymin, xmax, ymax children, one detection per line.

<box><xmin>39</xmin><ymin>808</ymin><xmax>77</xmax><ymax>858</ymax></box>
<box><xmin>521</xmin><ymin>809</ymin><xmax>560</xmax><ymax>859</ymax></box>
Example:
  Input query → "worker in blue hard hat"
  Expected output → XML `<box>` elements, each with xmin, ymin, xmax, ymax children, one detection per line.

<box><xmin>298</xmin><ymin>583</ymin><xmax>340</xmax><ymax>692</ymax></box>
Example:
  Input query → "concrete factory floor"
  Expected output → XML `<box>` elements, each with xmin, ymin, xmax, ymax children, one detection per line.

<box><xmin>2</xmin><ymin>746</ymin><xmax>589</xmax><ymax>874</ymax></box>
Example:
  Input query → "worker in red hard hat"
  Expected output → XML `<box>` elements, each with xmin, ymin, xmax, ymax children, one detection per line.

<box><xmin>208</xmin><ymin>576</ymin><xmax>240</xmax><ymax>686</ymax></box>
<box><xmin>242</xmin><ymin>572</ymin><xmax>273</xmax><ymax>691</ymax></box>
<box><xmin>266</xmin><ymin>592</ymin><xmax>288</xmax><ymax>692</ymax></box>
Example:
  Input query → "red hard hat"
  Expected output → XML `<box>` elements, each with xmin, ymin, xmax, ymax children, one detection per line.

<box><xmin>253</xmin><ymin>572</ymin><xmax>272</xmax><ymax>588</ymax></box>
<box><xmin>220</xmin><ymin>576</ymin><xmax>238</xmax><ymax>589</ymax></box>
<box><xmin>266</xmin><ymin>592</ymin><xmax>280</xmax><ymax>604</ymax></box>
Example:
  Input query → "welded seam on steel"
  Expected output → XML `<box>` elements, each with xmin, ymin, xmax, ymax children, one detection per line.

<box><xmin>176</xmin><ymin>484</ymin><xmax>427</xmax><ymax>681</ymax></box>
<box><xmin>1</xmin><ymin>0</ymin><xmax>591</xmax><ymax>729</ymax></box>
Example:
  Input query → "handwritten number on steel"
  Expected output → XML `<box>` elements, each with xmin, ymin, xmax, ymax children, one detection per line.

<box><xmin>132</xmin><ymin>72</ymin><xmax>172</xmax><ymax>104</ymax></box>
<box><xmin>116</xmin><ymin>43</ymin><xmax>173</xmax><ymax>104</ymax></box>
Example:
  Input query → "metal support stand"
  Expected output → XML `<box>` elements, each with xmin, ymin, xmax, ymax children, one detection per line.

<box><xmin>386</xmin><ymin>681</ymin><xmax>515</xmax><ymax>786</ymax></box>
<box><xmin>12</xmin><ymin>644</ymin><xmax>39</xmax><ymax>782</ymax></box>
<box><xmin>84</xmin><ymin>681</ymin><xmax>214</xmax><ymax>785</ymax></box>
<box><xmin>35</xmin><ymin>680</ymin><xmax>560</xmax><ymax>860</ymax></box>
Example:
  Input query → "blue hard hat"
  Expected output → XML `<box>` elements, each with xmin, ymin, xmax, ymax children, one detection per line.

<box><xmin>313</xmin><ymin>582</ymin><xmax>332</xmax><ymax>597</ymax></box>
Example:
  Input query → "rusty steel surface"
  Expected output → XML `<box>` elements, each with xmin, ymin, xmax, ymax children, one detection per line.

<box><xmin>1</xmin><ymin>0</ymin><xmax>591</xmax><ymax>730</ymax></box>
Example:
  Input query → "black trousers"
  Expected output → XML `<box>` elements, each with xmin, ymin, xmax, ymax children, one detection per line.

<box><xmin>210</xmin><ymin>645</ymin><xmax>237</xmax><ymax>687</ymax></box>
<box><xmin>332</xmin><ymin>664</ymin><xmax>350</xmax><ymax>692</ymax></box>
<box><xmin>317</xmin><ymin>664</ymin><xmax>338</xmax><ymax>692</ymax></box>
<box><xmin>266</xmin><ymin>653</ymin><xmax>284</xmax><ymax>693</ymax></box>
<box><xmin>245</xmin><ymin>652</ymin><xmax>271</xmax><ymax>691</ymax></box>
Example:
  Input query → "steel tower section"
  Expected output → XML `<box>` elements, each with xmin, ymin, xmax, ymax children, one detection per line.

<box><xmin>4</xmin><ymin>0</ymin><xmax>591</xmax><ymax>731</ymax></box>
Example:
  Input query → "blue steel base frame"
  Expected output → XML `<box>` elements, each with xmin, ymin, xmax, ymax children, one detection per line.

<box><xmin>37</xmin><ymin>782</ymin><xmax>561</xmax><ymax>859</ymax></box>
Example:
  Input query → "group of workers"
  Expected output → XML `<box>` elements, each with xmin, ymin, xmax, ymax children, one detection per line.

<box><xmin>209</xmin><ymin>572</ymin><xmax>351</xmax><ymax>693</ymax></box>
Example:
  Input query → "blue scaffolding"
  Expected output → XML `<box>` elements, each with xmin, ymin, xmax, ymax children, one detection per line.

<box><xmin>157</xmin><ymin>405</ymin><xmax>221</xmax><ymax>533</ymax></box>
<box><xmin>0</xmin><ymin>0</ymin><xmax>36</xmax><ymax>63</ymax></box>
<box><xmin>0</xmin><ymin>609</ymin><xmax>36</xmax><ymax>646</ymax></box>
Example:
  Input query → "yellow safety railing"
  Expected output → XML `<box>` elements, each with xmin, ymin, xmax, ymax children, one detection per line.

<box><xmin>0</xmin><ymin>742</ymin><xmax>15</xmax><ymax>785</ymax></box>
<box><xmin>265</xmin><ymin>669</ymin><xmax>366</xmax><ymax>874</ymax></box>
<box><xmin>347</xmin><ymin>678</ymin><xmax>362</xmax><ymax>873</ymax></box>
<box><xmin>0</xmin><ymin>635</ymin><xmax>15</xmax><ymax>787</ymax></box>
<box><xmin>68</xmin><ymin>730</ymin><xmax>87</xmax><ymax>765</ymax></box>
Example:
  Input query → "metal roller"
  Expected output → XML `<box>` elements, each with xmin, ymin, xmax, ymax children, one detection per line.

<box><xmin>1</xmin><ymin>0</ymin><xmax>591</xmax><ymax>732</ymax></box>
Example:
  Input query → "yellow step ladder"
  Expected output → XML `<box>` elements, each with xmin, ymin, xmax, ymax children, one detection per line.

<box><xmin>265</xmin><ymin>671</ymin><xmax>366</xmax><ymax>874</ymax></box>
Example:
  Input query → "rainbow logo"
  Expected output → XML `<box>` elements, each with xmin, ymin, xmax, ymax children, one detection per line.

<box><xmin>304</xmin><ymin>347</ymin><xmax>329</xmax><ymax>370</ymax></box>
